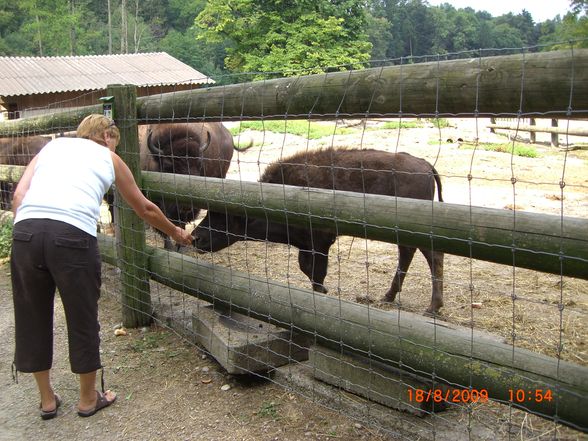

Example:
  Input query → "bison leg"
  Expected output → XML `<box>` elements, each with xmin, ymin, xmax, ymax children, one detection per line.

<box><xmin>298</xmin><ymin>247</ymin><xmax>329</xmax><ymax>293</ymax></box>
<box><xmin>420</xmin><ymin>249</ymin><xmax>444</xmax><ymax>314</ymax></box>
<box><xmin>384</xmin><ymin>246</ymin><xmax>416</xmax><ymax>302</ymax></box>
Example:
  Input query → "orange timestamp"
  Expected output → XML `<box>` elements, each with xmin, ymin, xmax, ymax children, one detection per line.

<box><xmin>508</xmin><ymin>388</ymin><xmax>553</xmax><ymax>403</ymax></box>
<box><xmin>408</xmin><ymin>388</ymin><xmax>489</xmax><ymax>404</ymax></box>
<box><xmin>407</xmin><ymin>388</ymin><xmax>554</xmax><ymax>405</ymax></box>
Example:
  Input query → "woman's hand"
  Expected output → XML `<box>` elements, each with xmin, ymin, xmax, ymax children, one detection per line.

<box><xmin>172</xmin><ymin>227</ymin><xmax>193</xmax><ymax>246</ymax></box>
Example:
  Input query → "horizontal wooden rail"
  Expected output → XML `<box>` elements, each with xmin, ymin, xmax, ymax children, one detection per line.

<box><xmin>140</xmin><ymin>172</ymin><xmax>588</xmax><ymax>280</ymax></box>
<box><xmin>488</xmin><ymin>123</ymin><xmax>588</xmax><ymax>136</ymax></box>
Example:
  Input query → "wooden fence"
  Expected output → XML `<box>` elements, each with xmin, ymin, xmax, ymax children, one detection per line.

<box><xmin>488</xmin><ymin>117</ymin><xmax>588</xmax><ymax>146</ymax></box>
<box><xmin>1</xmin><ymin>50</ymin><xmax>588</xmax><ymax>431</ymax></box>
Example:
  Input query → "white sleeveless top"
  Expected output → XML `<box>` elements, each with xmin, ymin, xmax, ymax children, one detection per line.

<box><xmin>14</xmin><ymin>137</ymin><xmax>115</xmax><ymax>237</ymax></box>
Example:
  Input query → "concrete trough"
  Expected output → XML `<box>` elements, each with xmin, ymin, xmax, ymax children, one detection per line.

<box><xmin>192</xmin><ymin>305</ymin><xmax>311</xmax><ymax>374</ymax></box>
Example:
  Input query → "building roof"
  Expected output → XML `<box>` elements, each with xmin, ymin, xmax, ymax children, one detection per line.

<box><xmin>0</xmin><ymin>52</ymin><xmax>214</xmax><ymax>97</ymax></box>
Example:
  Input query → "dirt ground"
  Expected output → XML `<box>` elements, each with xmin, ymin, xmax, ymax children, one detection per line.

<box><xmin>203</xmin><ymin>118</ymin><xmax>588</xmax><ymax>365</ymax></box>
<box><xmin>0</xmin><ymin>118</ymin><xmax>586</xmax><ymax>440</ymax></box>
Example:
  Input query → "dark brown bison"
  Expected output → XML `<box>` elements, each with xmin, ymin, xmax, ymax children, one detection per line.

<box><xmin>192</xmin><ymin>148</ymin><xmax>445</xmax><ymax>314</ymax></box>
<box><xmin>138</xmin><ymin>122</ymin><xmax>242</xmax><ymax>249</ymax></box>
<box><xmin>0</xmin><ymin>136</ymin><xmax>51</xmax><ymax>210</ymax></box>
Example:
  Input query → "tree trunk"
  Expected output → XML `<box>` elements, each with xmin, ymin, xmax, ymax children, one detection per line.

<box><xmin>69</xmin><ymin>0</ymin><xmax>76</xmax><ymax>55</ymax></box>
<box><xmin>35</xmin><ymin>14</ymin><xmax>43</xmax><ymax>56</ymax></box>
<box><xmin>107</xmin><ymin>0</ymin><xmax>112</xmax><ymax>54</ymax></box>
<box><xmin>120</xmin><ymin>0</ymin><xmax>128</xmax><ymax>53</ymax></box>
<box><xmin>133</xmin><ymin>0</ymin><xmax>141</xmax><ymax>53</ymax></box>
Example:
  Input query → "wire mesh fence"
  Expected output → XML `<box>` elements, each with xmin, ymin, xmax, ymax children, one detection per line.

<box><xmin>1</xmin><ymin>46</ymin><xmax>587</xmax><ymax>440</ymax></box>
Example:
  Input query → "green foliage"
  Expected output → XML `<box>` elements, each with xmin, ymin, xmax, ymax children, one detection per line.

<box><xmin>129</xmin><ymin>331</ymin><xmax>165</xmax><ymax>352</ymax></box>
<box><xmin>230</xmin><ymin>120</ymin><xmax>356</xmax><ymax>139</ymax></box>
<box><xmin>539</xmin><ymin>13</ymin><xmax>588</xmax><ymax>49</ymax></box>
<box><xmin>365</xmin><ymin>0</ymin><xmax>580</xmax><ymax>59</ymax></box>
<box><xmin>461</xmin><ymin>142</ymin><xmax>539</xmax><ymax>158</ymax></box>
<box><xmin>570</xmin><ymin>0</ymin><xmax>588</xmax><ymax>15</ymax></box>
<box><xmin>429</xmin><ymin>118</ymin><xmax>452</xmax><ymax>129</ymax></box>
<box><xmin>258</xmin><ymin>401</ymin><xmax>279</xmax><ymax>419</ymax></box>
<box><xmin>0</xmin><ymin>0</ymin><xmax>584</xmax><ymax>78</ymax></box>
<box><xmin>195</xmin><ymin>0</ymin><xmax>372</xmax><ymax>76</ymax></box>
<box><xmin>378</xmin><ymin>120</ymin><xmax>424</xmax><ymax>129</ymax></box>
<box><xmin>0</xmin><ymin>216</ymin><xmax>13</xmax><ymax>259</ymax></box>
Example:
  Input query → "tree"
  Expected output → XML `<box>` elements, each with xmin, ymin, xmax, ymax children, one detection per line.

<box><xmin>195</xmin><ymin>0</ymin><xmax>372</xmax><ymax>76</ymax></box>
<box><xmin>493</xmin><ymin>11</ymin><xmax>537</xmax><ymax>45</ymax></box>
<box><xmin>570</xmin><ymin>0</ymin><xmax>588</xmax><ymax>15</ymax></box>
<box><xmin>365</xmin><ymin>11</ymin><xmax>393</xmax><ymax>60</ymax></box>
<box><xmin>160</xmin><ymin>28</ymin><xmax>226</xmax><ymax>79</ymax></box>
<box><xmin>539</xmin><ymin>12</ymin><xmax>588</xmax><ymax>48</ymax></box>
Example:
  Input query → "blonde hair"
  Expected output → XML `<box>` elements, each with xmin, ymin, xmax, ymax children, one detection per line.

<box><xmin>76</xmin><ymin>114</ymin><xmax>120</xmax><ymax>146</ymax></box>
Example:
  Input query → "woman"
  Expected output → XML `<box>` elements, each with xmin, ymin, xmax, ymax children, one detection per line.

<box><xmin>11</xmin><ymin>114</ymin><xmax>192</xmax><ymax>419</ymax></box>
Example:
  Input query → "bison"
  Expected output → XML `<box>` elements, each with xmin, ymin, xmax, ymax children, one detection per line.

<box><xmin>192</xmin><ymin>148</ymin><xmax>445</xmax><ymax>314</ymax></box>
<box><xmin>0</xmin><ymin>136</ymin><xmax>51</xmax><ymax>210</ymax></box>
<box><xmin>137</xmin><ymin>122</ymin><xmax>242</xmax><ymax>250</ymax></box>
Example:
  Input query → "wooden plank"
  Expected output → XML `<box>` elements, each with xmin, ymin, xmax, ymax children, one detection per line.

<box><xmin>487</xmin><ymin>123</ymin><xmax>588</xmax><ymax>136</ymax></box>
<box><xmin>141</xmin><ymin>173</ymin><xmax>588</xmax><ymax>280</ymax></box>
<box><xmin>0</xmin><ymin>104</ymin><xmax>102</xmax><ymax>137</ymax></box>
<box><xmin>135</xmin><ymin>50</ymin><xmax>588</xmax><ymax>122</ymax></box>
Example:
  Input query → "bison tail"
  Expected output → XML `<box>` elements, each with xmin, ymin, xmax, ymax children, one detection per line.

<box><xmin>431</xmin><ymin>166</ymin><xmax>443</xmax><ymax>202</ymax></box>
<box><xmin>234</xmin><ymin>138</ymin><xmax>254</xmax><ymax>152</ymax></box>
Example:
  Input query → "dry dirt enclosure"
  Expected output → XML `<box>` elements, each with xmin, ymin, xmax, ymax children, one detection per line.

<box><xmin>1</xmin><ymin>118</ymin><xmax>586</xmax><ymax>440</ymax></box>
<box><xmin>193</xmin><ymin>117</ymin><xmax>588</xmax><ymax>364</ymax></box>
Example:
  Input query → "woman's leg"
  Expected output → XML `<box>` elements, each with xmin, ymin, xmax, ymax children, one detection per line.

<box><xmin>78</xmin><ymin>371</ymin><xmax>116</xmax><ymax>412</ymax></box>
<box><xmin>33</xmin><ymin>370</ymin><xmax>58</xmax><ymax>412</ymax></box>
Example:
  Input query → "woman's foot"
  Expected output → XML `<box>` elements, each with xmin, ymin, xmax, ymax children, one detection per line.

<box><xmin>40</xmin><ymin>393</ymin><xmax>61</xmax><ymax>420</ymax></box>
<box><xmin>77</xmin><ymin>390</ymin><xmax>116</xmax><ymax>417</ymax></box>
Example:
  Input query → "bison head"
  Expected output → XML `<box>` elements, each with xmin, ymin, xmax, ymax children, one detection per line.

<box><xmin>192</xmin><ymin>210</ymin><xmax>248</xmax><ymax>253</ymax></box>
<box><xmin>147</xmin><ymin>127</ymin><xmax>211</xmax><ymax>175</ymax></box>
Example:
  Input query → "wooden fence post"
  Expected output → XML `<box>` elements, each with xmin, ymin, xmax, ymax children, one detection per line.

<box><xmin>551</xmin><ymin>118</ymin><xmax>559</xmax><ymax>147</ymax></box>
<box><xmin>107</xmin><ymin>84</ymin><xmax>152</xmax><ymax>328</ymax></box>
<box><xmin>529</xmin><ymin>117</ymin><xmax>536</xmax><ymax>143</ymax></box>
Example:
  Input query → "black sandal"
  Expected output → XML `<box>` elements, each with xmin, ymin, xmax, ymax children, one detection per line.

<box><xmin>77</xmin><ymin>390</ymin><xmax>116</xmax><ymax>417</ymax></box>
<box><xmin>40</xmin><ymin>394</ymin><xmax>61</xmax><ymax>420</ymax></box>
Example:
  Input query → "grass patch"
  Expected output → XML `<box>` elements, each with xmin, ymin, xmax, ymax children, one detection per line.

<box><xmin>462</xmin><ymin>142</ymin><xmax>538</xmax><ymax>158</ymax></box>
<box><xmin>230</xmin><ymin>120</ymin><xmax>355</xmax><ymax>139</ymax></box>
<box><xmin>378</xmin><ymin>120</ymin><xmax>424</xmax><ymax>130</ymax></box>
<box><xmin>428</xmin><ymin>118</ymin><xmax>452</xmax><ymax>129</ymax></box>
<box><xmin>0</xmin><ymin>216</ymin><xmax>12</xmax><ymax>259</ymax></box>
<box><xmin>129</xmin><ymin>331</ymin><xmax>166</xmax><ymax>352</ymax></box>
<box><xmin>258</xmin><ymin>401</ymin><xmax>280</xmax><ymax>420</ymax></box>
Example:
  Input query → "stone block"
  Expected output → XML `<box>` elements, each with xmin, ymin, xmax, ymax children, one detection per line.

<box><xmin>192</xmin><ymin>305</ymin><xmax>311</xmax><ymax>374</ymax></box>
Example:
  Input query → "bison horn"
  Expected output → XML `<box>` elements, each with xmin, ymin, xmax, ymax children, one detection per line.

<box><xmin>147</xmin><ymin>129</ymin><xmax>164</xmax><ymax>155</ymax></box>
<box><xmin>200</xmin><ymin>131</ymin><xmax>212</xmax><ymax>153</ymax></box>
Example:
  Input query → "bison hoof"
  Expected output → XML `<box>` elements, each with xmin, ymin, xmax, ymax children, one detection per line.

<box><xmin>424</xmin><ymin>304</ymin><xmax>443</xmax><ymax>317</ymax></box>
<box><xmin>313</xmin><ymin>284</ymin><xmax>328</xmax><ymax>294</ymax></box>
<box><xmin>355</xmin><ymin>295</ymin><xmax>374</xmax><ymax>305</ymax></box>
<box><xmin>382</xmin><ymin>290</ymin><xmax>398</xmax><ymax>303</ymax></box>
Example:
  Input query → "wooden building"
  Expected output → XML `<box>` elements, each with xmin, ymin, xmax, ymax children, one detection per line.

<box><xmin>0</xmin><ymin>52</ymin><xmax>213</xmax><ymax>119</ymax></box>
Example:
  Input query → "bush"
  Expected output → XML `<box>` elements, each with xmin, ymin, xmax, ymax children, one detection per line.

<box><xmin>0</xmin><ymin>216</ymin><xmax>13</xmax><ymax>259</ymax></box>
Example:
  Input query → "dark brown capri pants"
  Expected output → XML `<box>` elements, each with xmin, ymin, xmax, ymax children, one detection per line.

<box><xmin>11</xmin><ymin>218</ymin><xmax>102</xmax><ymax>374</ymax></box>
